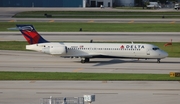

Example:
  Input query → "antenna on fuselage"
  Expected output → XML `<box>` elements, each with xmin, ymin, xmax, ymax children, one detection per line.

<box><xmin>131</xmin><ymin>41</ymin><xmax>134</xmax><ymax>44</ymax></box>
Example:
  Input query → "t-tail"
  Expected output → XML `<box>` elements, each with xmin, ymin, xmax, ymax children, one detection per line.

<box><xmin>16</xmin><ymin>25</ymin><xmax>48</xmax><ymax>44</ymax></box>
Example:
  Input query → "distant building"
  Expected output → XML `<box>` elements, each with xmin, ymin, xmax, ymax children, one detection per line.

<box><xmin>0</xmin><ymin>0</ymin><xmax>83</xmax><ymax>7</ymax></box>
<box><xmin>0</xmin><ymin>0</ymin><xmax>114</xmax><ymax>7</ymax></box>
<box><xmin>0</xmin><ymin>0</ymin><xmax>141</xmax><ymax>8</ymax></box>
<box><xmin>114</xmin><ymin>0</ymin><xmax>134</xmax><ymax>7</ymax></box>
<box><xmin>87</xmin><ymin>0</ymin><xmax>113</xmax><ymax>7</ymax></box>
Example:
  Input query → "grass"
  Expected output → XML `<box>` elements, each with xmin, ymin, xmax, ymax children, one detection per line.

<box><xmin>0</xmin><ymin>41</ymin><xmax>27</xmax><ymax>51</ymax></box>
<box><xmin>1</xmin><ymin>22</ymin><xmax>180</xmax><ymax>32</ymax></box>
<box><xmin>0</xmin><ymin>72</ymin><xmax>179</xmax><ymax>81</ymax></box>
<box><xmin>13</xmin><ymin>11</ymin><xmax>180</xmax><ymax>18</ymax></box>
<box><xmin>0</xmin><ymin>41</ymin><xmax>179</xmax><ymax>57</ymax></box>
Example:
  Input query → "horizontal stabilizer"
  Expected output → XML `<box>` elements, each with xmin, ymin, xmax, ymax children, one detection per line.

<box><xmin>7</xmin><ymin>27</ymin><xmax>19</xmax><ymax>30</ymax></box>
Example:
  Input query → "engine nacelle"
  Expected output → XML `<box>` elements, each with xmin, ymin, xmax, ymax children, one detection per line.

<box><xmin>42</xmin><ymin>45</ymin><xmax>67</xmax><ymax>55</ymax></box>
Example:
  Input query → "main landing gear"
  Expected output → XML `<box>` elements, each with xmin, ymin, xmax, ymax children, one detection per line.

<box><xmin>157</xmin><ymin>59</ymin><xmax>161</xmax><ymax>63</ymax></box>
<box><xmin>81</xmin><ymin>58</ymin><xmax>90</xmax><ymax>63</ymax></box>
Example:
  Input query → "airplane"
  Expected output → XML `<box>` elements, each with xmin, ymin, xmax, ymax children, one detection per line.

<box><xmin>16</xmin><ymin>24</ymin><xmax>168</xmax><ymax>63</ymax></box>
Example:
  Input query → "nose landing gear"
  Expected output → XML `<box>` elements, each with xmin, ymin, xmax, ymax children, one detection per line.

<box><xmin>157</xmin><ymin>59</ymin><xmax>161</xmax><ymax>63</ymax></box>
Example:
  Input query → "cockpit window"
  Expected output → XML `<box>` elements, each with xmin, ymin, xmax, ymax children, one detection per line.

<box><xmin>152</xmin><ymin>47</ymin><xmax>159</xmax><ymax>50</ymax></box>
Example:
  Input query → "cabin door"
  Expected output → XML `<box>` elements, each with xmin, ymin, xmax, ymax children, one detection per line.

<box><xmin>147</xmin><ymin>50</ymin><xmax>150</xmax><ymax>55</ymax></box>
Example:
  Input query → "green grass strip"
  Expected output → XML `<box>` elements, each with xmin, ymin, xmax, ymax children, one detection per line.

<box><xmin>0</xmin><ymin>41</ymin><xmax>26</xmax><ymax>51</ymax></box>
<box><xmin>13</xmin><ymin>11</ymin><xmax>180</xmax><ymax>18</ymax></box>
<box><xmin>1</xmin><ymin>22</ymin><xmax>180</xmax><ymax>32</ymax></box>
<box><xmin>0</xmin><ymin>72</ymin><xmax>179</xmax><ymax>81</ymax></box>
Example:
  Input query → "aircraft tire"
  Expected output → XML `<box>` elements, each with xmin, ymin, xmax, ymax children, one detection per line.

<box><xmin>85</xmin><ymin>58</ymin><xmax>90</xmax><ymax>62</ymax></box>
<box><xmin>81</xmin><ymin>59</ymin><xmax>85</xmax><ymax>63</ymax></box>
<box><xmin>157</xmin><ymin>59</ymin><xmax>161</xmax><ymax>63</ymax></box>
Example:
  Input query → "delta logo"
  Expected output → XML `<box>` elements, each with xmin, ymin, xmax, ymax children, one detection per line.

<box><xmin>120</xmin><ymin>45</ymin><xmax>145</xmax><ymax>49</ymax></box>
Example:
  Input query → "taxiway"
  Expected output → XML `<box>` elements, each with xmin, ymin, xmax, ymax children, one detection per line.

<box><xmin>0</xmin><ymin>50</ymin><xmax>179</xmax><ymax>74</ymax></box>
<box><xmin>0</xmin><ymin>32</ymin><xmax>179</xmax><ymax>42</ymax></box>
<box><xmin>0</xmin><ymin>7</ymin><xmax>180</xmax><ymax>104</ymax></box>
<box><xmin>0</xmin><ymin>81</ymin><xmax>180</xmax><ymax>104</ymax></box>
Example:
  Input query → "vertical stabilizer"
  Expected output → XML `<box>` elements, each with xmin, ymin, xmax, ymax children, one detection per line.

<box><xmin>16</xmin><ymin>25</ymin><xmax>48</xmax><ymax>44</ymax></box>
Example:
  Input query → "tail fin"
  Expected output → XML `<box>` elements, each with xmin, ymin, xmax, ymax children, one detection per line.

<box><xmin>16</xmin><ymin>25</ymin><xmax>48</xmax><ymax>44</ymax></box>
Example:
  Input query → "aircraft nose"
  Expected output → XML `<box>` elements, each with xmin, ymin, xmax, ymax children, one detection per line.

<box><xmin>161</xmin><ymin>51</ymin><xmax>168</xmax><ymax>58</ymax></box>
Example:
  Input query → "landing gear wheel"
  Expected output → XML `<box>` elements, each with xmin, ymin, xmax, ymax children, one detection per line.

<box><xmin>80</xmin><ymin>58</ymin><xmax>90</xmax><ymax>63</ymax></box>
<box><xmin>81</xmin><ymin>59</ymin><xmax>85</xmax><ymax>63</ymax></box>
<box><xmin>85</xmin><ymin>58</ymin><xmax>90</xmax><ymax>62</ymax></box>
<box><xmin>157</xmin><ymin>59</ymin><xmax>161</xmax><ymax>63</ymax></box>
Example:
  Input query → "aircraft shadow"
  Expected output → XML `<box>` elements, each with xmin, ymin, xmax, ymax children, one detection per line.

<box><xmin>93</xmin><ymin>59</ymin><xmax>136</xmax><ymax>66</ymax></box>
<box><xmin>74</xmin><ymin>59</ymin><xmax>180</xmax><ymax>66</ymax></box>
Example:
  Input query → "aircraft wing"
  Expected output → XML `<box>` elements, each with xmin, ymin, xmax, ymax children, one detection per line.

<box><xmin>61</xmin><ymin>53</ymin><xmax>102</xmax><ymax>58</ymax></box>
<box><xmin>61</xmin><ymin>53</ymin><xmax>123</xmax><ymax>58</ymax></box>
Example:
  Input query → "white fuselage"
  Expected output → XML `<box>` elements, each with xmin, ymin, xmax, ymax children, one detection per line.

<box><xmin>26</xmin><ymin>42</ymin><xmax>168</xmax><ymax>59</ymax></box>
